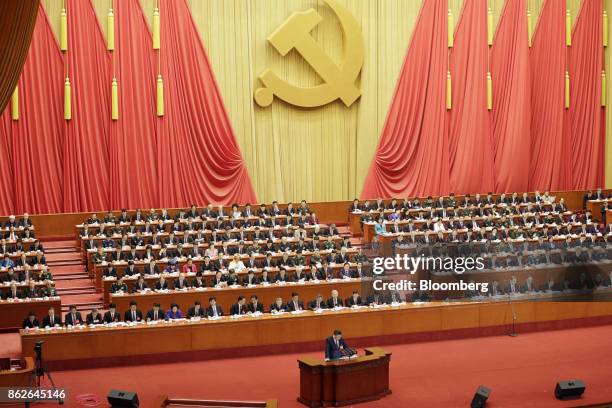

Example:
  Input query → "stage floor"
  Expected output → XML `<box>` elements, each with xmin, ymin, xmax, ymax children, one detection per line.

<box><xmin>24</xmin><ymin>324</ymin><xmax>612</xmax><ymax>408</ymax></box>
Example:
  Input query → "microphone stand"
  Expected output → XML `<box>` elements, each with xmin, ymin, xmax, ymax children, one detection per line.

<box><xmin>507</xmin><ymin>291</ymin><xmax>518</xmax><ymax>337</ymax></box>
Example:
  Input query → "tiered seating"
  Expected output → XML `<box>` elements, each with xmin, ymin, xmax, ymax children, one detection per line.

<box><xmin>350</xmin><ymin>192</ymin><xmax>612</xmax><ymax>299</ymax></box>
<box><xmin>0</xmin><ymin>214</ymin><xmax>59</xmax><ymax>330</ymax></box>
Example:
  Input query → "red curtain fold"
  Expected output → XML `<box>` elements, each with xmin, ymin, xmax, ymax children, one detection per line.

<box><xmin>0</xmin><ymin>114</ymin><xmax>14</xmax><ymax>215</ymax></box>
<box><xmin>156</xmin><ymin>0</ymin><xmax>256</xmax><ymax>206</ymax></box>
<box><xmin>62</xmin><ymin>0</ymin><xmax>112</xmax><ymax>212</ymax></box>
<box><xmin>108</xmin><ymin>0</ymin><xmax>159</xmax><ymax>210</ymax></box>
<box><xmin>447</xmin><ymin>0</ymin><xmax>495</xmax><ymax>194</ymax></box>
<box><xmin>0</xmin><ymin>0</ymin><xmax>38</xmax><ymax>113</ymax></box>
<box><xmin>567</xmin><ymin>0</ymin><xmax>605</xmax><ymax>189</ymax></box>
<box><xmin>490</xmin><ymin>0</ymin><xmax>531</xmax><ymax>193</ymax></box>
<box><xmin>529</xmin><ymin>0</ymin><xmax>568</xmax><ymax>191</ymax></box>
<box><xmin>361</xmin><ymin>0</ymin><xmax>449</xmax><ymax>199</ymax></box>
<box><xmin>6</xmin><ymin>5</ymin><xmax>64</xmax><ymax>214</ymax></box>
<box><xmin>0</xmin><ymin>1</ymin><xmax>608</xmax><ymax>214</ymax></box>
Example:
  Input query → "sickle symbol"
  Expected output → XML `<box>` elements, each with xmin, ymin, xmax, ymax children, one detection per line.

<box><xmin>254</xmin><ymin>0</ymin><xmax>364</xmax><ymax>108</ymax></box>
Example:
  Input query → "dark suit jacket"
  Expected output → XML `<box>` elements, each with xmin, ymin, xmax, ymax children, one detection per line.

<box><xmin>146</xmin><ymin>309</ymin><xmax>164</xmax><ymax>321</ymax></box>
<box><xmin>269</xmin><ymin>302</ymin><xmax>286</xmax><ymax>312</ymax></box>
<box><xmin>325</xmin><ymin>336</ymin><xmax>350</xmax><ymax>360</ymax></box>
<box><xmin>103</xmin><ymin>310</ymin><xmax>121</xmax><ymax>323</ymax></box>
<box><xmin>242</xmin><ymin>275</ymin><xmax>260</xmax><ymax>286</ymax></box>
<box><xmin>346</xmin><ymin>295</ymin><xmax>363</xmax><ymax>306</ymax></box>
<box><xmin>326</xmin><ymin>297</ymin><xmax>344</xmax><ymax>308</ymax></box>
<box><xmin>174</xmin><ymin>279</ymin><xmax>190</xmax><ymax>290</ymax></box>
<box><xmin>124</xmin><ymin>309</ymin><xmax>143</xmax><ymax>322</ymax></box>
<box><xmin>247</xmin><ymin>302</ymin><xmax>264</xmax><ymax>313</ymax></box>
<box><xmin>86</xmin><ymin>313</ymin><xmax>103</xmax><ymax>325</ymax></box>
<box><xmin>65</xmin><ymin>312</ymin><xmax>84</xmax><ymax>326</ymax></box>
<box><xmin>144</xmin><ymin>265</ymin><xmax>161</xmax><ymax>275</ymax></box>
<box><xmin>366</xmin><ymin>294</ymin><xmax>386</xmax><ymax>305</ymax></box>
<box><xmin>229</xmin><ymin>303</ymin><xmax>248</xmax><ymax>315</ymax></box>
<box><xmin>132</xmin><ymin>281</ymin><xmax>149</xmax><ymax>292</ymax></box>
<box><xmin>22</xmin><ymin>317</ymin><xmax>39</xmax><ymax>329</ymax></box>
<box><xmin>309</xmin><ymin>299</ymin><xmax>327</xmax><ymax>310</ymax></box>
<box><xmin>287</xmin><ymin>300</ymin><xmax>304</xmax><ymax>312</ymax></box>
<box><xmin>187</xmin><ymin>306</ymin><xmax>206</xmax><ymax>318</ymax></box>
<box><xmin>4</xmin><ymin>289</ymin><xmax>21</xmax><ymax>299</ymax></box>
<box><xmin>206</xmin><ymin>304</ymin><xmax>224</xmax><ymax>317</ymax></box>
<box><xmin>154</xmin><ymin>281</ymin><xmax>169</xmax><ymax>290</ymax></box>
<box><xmin>42</xmin><ymin>315</ymin><xmax>62</xmax><ymax>327</ymax></box>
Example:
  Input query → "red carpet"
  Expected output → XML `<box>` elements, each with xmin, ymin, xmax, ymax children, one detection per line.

<box><xmin>20</xmin><ymin>324</ymin><xmax>612</xmax><ymax>408</ymax></box>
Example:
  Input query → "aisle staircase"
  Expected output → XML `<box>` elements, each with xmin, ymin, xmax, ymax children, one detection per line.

<box><xmin>43</xmin><ymin>240</ymin><xmax>102</xmax><ymax>314</ymax></box>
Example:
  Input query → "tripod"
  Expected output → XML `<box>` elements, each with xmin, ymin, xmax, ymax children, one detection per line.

<box><xmin>26</xmin><ymin>342</ymin><xmax>64</xmax><ymax>406</ymax></box>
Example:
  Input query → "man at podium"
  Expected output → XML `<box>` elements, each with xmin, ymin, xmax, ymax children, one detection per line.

<box><xmin>325</xmin><ymin>330</ymin><xmax>353</xmax><ymax>361</ymax></box>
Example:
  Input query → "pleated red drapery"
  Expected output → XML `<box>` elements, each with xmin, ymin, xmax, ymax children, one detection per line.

<box><xmin>490</xmin><ymin>0</ymin><xmax>531</xmax><ymax>193</ymax></box>
<box><xmin>447</xmin><ymin>0</ymin><xmax>495</xmax><ymax>194</ymax></box>
<box><xmin>62</xmin><ymin>0</ymin><xmax>112</xmax><ymax>213</ymax></box>
<box><xmin>4</xmin><ymin>5</ymin><xmax>64</xmax><ymax>214</ymax></box>
<box><xmin>0</xmin><ymin>116</ymin><xmax>14</xmax><ymax>215</ymax></box>
<box><xmin>363</xmin><ymin>0</ymin><xmax>606</xmax><ymax>199</ymax></box>
<box><xmin>109</xmin><ymin>0</ymin><xmax>159</xmax><ymax>210</ymax></box>
<box><xmin>361</xmin><ymin>0</ymin><xmax>449</xmax><ymax>199</ymax></box>
<box><xmin>529</xmin><ymin>0</ymin><xmax>568</xmax><ymax>191</ymax></box>
<box><xmin>567</xmin><ymin>0</ymin><xmax>605</xmax><ymax>189</ymax></box>
<box><xmin>156</xmin><ymin>0</ymin><xmax>256</xmax><ymax>206</ymax></box>
<box><xmin>0</xmin><ymin>0</ymin><xmax>257</xmax><ymax>215</ymax></box>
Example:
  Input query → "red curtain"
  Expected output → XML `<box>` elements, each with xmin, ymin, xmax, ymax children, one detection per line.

<box><xmin>109</xmin><ymin>0</ymin><xmax>159</xmax><ymax>210</ymax></box>
<box><xmin>447</xmin><ymin>0</ymin><xmax>495</xmax><ymax>194</ymax></box>
<box><xmin>156</xmin><ymin>0</ymin><xmax>256</xmax><ymax>206</ymax></box>
<box><xmin>0</xmin><ymin>0</ymin><xmax>38</xmax><ymax>113</ymax></box>
<box><xmin>0</xmin><ymin>115</ymin><xmax>14</xmax><ymax>215</ymax></box>
<box><xmin>361</xmin><ymin>0</ymin><xmax>449</xmax><ymax>199</ymax></box>
<box><xmin>490</xmin><ymin>0</ymin><xmax>531</xmax><ymax>193</ymax></box>
<box><xmin>62</xmin><ymin>0</ymin><xmax>111</xmax><ymax>212</ymax></box>
<box><xmin>5</xmin><ymin>5</ymin><xmax>65</xmax><ymax>214</ymax></box>
<box><xmin>529</xmin><ymin>0</ymin><xmax>568</xmax><ymax>191</ymax></box>
<box><xmin>363</xmin><ymin>0</ymin><xmax>605</xmax><ymax>199</ymax></box>
<box><xmin>567</xmin><ymin>0</ymin><xmax>605</xmax><ymax>189</ymax></box>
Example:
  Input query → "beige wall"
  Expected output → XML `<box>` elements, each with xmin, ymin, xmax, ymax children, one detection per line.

<box><xmin>42</xmin><ymin>0</ymin><xmax>608</xmax><ymax>197</ymax></box>
<box><xmin>185</xmin><ymin>0</ymin><xmax>422</xmax><ymax>203</ymax></box>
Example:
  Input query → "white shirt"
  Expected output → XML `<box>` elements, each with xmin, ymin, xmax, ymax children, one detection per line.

<box><xmin>433</xmin><ymin>222</ymin><xmax>446</xmax><ymax>233</ymax></box>
<box><xmin>229</xmin><ymin>260</ymin><xmax>246</xmax><ymax>271</ymax></box>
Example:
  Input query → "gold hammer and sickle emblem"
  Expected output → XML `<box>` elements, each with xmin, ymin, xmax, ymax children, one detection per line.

<box><xmin>254</xmin><ymin>0</ymin><xmax>364</xmax><ymax>108</ymax></box>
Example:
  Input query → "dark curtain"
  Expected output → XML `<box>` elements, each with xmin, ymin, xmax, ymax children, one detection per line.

<box><xmin>0</xmin><ymin>0</ymin><xmax>38</xmax><ymax>113</ymax></box>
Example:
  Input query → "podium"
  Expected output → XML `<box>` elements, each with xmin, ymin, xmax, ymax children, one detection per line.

<box><xmin>0</xmin><ymin>357</ymin><xmax>34</xmax><ymax>387</ymax></box>
<box><xmin>297</xmin><ymin>347</ymin><xmax>391</xmax><ymax>407</ymax></box>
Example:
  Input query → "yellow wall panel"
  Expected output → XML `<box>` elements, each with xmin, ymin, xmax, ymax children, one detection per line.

<box><xmin>186</xmin><ymin>0</ymin><xmax>421</xmax><ymax>202</ymax></box>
